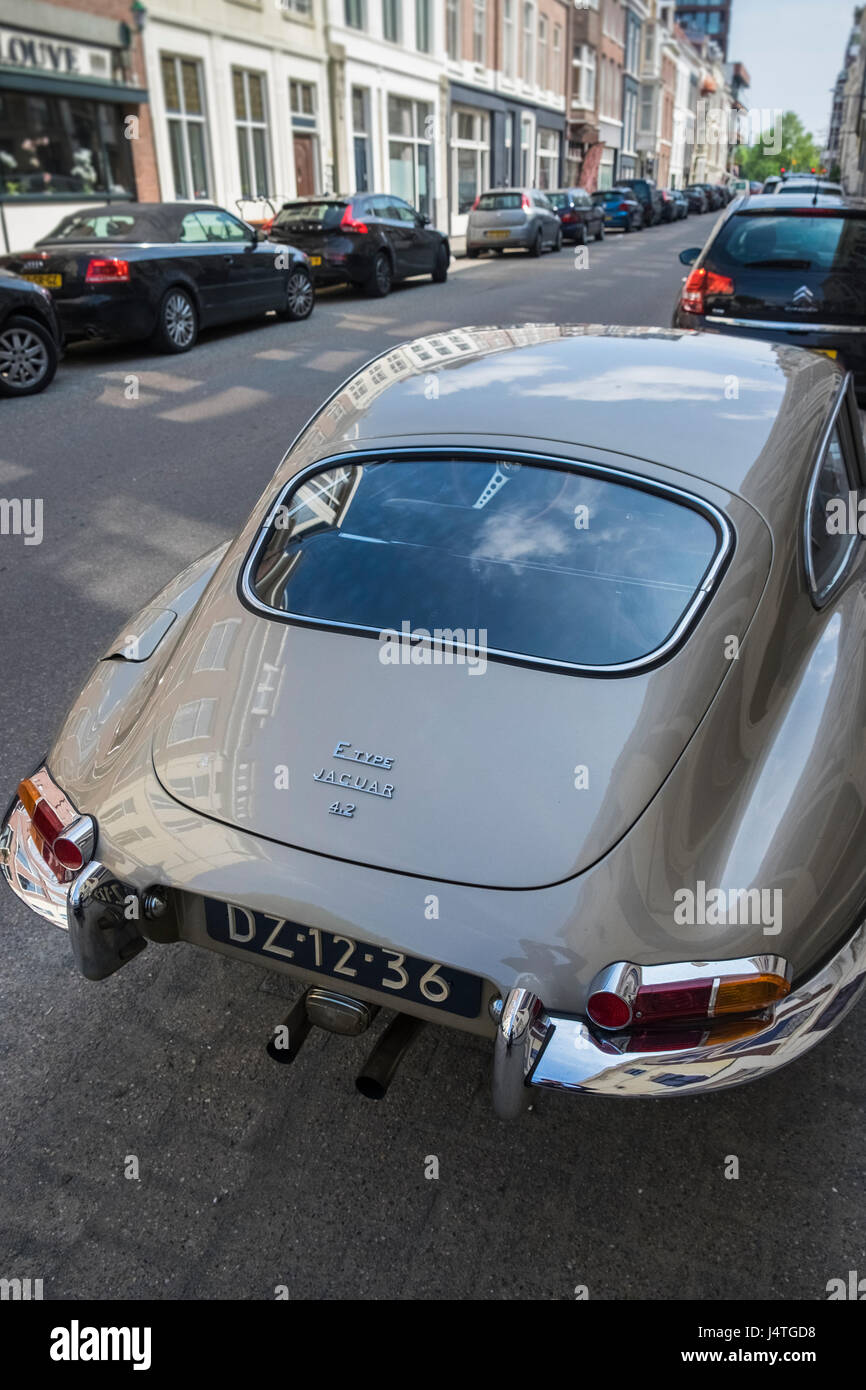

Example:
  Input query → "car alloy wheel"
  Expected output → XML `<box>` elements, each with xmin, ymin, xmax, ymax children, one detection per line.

<box><xmin>596</xmin><ymin>221</ymin><xmax>605</xmax><ymax>242</ymax></box>
<box><xmin>366</xmin><ymin>251</ymin><xmax>393</xmax><ymax>297</ymax></box>
<box><xmin>285</xmin><ymin>268</ymin><xmax>314</xmax><ymax>319</ymax></box>
<box><xmin>164</xmin><ymin>291</ymin><xmax>195</xmax><ymax>349</ymax></box>
<box><xmin>0</xmin><ymin>324</ymin><xmax>49</xmax><ymax>391</ymax></box>
<box><xmin>553</xmin><ymin>227</ymin><xmax>563</xmax><ymax>252</ymax></box>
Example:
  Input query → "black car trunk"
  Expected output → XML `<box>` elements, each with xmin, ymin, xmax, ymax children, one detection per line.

<box><xmin>703</xmin><ymin>207</ymin><xmax>866</xmax><ymax>326</ymax></box>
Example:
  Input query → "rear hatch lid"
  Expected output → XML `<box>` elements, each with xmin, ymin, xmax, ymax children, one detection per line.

<box><xmin>702</xmin><ymin>204</ymin><xmax>866</xmax><ymax>326</ymax></box>
<box><xmin>151</xmin><ymin>452</ymin><xmax>766</xmax><ymax>888</ymax></box>
<box><xmin>268</xmin><ymin>200</ymin><xmax>352</xmax><ymax>254</ymax></box>
<box><xmin>470</xmin><ymin>192</ymin><xmax>528</xmax><ymax>230</ymax></box>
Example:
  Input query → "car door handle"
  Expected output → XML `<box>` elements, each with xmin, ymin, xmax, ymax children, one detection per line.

<box><xmin>224</xmin><ymin>255</ymin><xmax>235</xmax><ymax>265</ymax></box>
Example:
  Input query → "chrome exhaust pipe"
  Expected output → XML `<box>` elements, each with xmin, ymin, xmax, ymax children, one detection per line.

<box><xmin>356</xmin><ymin>1012</ymin><xmax>424</xmax><ymax>1100</ymax></box>
<box><xmin>266</xmin><ymin>991</ymin><xmax>312</xmax><ymax>1065</ymax></box>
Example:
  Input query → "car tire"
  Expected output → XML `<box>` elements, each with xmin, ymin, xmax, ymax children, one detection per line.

<box><xmin>623</xmin><ymin>218</ymin><xmax>632</xmax><ymax>234</ymax></box>
<box><xmin>431</xmin><ymin>244</ymin><xmax>449</xmax><ymax>282</ymax></box>
<box><xmin>0</xmin><ymin>315</ymin><xmax>58</xmax><ymax>396</ymax></box>
<box><xmin>151</xmin><ymin>286</ymin><xmax>198</xmax><ymax>353</ymax></box>
<box><xmin>365</xmin><ymin>251</ymin><xmax>393</xmax><ymax>297</ymax></box>
<box><xmin>552</xmin><ymin>227</ymin><xmax>563</xmax><ymax>252</ymax></box>
<box><xmin>595</xmin><ymin>220</ymin><xmax>605</xmax><ymax>242</ymax></box>
<box><xmin>528</xmin><ymin>228</ymin><xmax>543</xmax><ymax>257</ymax></box>
<box><xmin>276</xmin><ymin>266</ymin><xmax>315</xmax><ymax>320</ymax></box>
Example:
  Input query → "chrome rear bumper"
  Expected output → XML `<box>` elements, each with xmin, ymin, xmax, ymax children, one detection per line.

<box><xmin>493</xmin><ymin>920</ymin><xmax>866</xmax><ymax>1116</ymax></box>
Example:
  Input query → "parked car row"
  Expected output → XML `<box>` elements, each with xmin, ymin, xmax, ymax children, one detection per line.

<box><xmin>0</xmin><ymin>192</ymin><xmax>454</xmax><ymax>397</ymax></box>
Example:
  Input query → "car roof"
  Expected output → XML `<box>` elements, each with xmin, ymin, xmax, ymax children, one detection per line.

<box><xmin>726</xmin><ymin>193</ymin><xmax>864</xmax><ymax>211</ymax></box>
<box><xmin>284</xmin><ymin>326</ymin><xmax>843</xmax><ymax>508</ymax></box>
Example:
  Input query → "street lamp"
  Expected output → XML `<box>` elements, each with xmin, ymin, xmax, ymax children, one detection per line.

<box><xmin>131</xmin><ymin>1</ymin><xmax>147</xmax><ymax>32</ymax></box>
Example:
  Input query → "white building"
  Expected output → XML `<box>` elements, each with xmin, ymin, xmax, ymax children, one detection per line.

<box><xmin>143</xmin><ymin>0</ymin><xmax>333</xmax><ymax>223</ymax></box>
<box><xmin>325</xmin><ymin>0</ymin><xmax>446</xmax><ymax>228</ymax></box>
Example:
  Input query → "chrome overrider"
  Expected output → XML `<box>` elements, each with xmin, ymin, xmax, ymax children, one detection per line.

<box><xmin>492</xmin><ymin>922</ymin><xmax>866</xmax><ymax>1117</ymax></box>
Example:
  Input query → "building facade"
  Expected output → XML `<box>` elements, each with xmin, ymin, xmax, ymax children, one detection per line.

<box><xmin>444</xmin><ymin>0</ymin><xmax>569</xmax><ymax>239</ymax></box>
<box><xmin>0</xmin><ymin>0</ymin><xmax>155</xmax><ymax>251</ymax></box>
<box><xmin>674</xmin><ymin>1</ymin><xmax>731</xmax><ymax>61</ymax></box>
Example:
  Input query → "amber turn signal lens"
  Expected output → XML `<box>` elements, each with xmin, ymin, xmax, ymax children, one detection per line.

<box><xmin>713</xmin><ymin>973</ymin><xmax>790</xmax><ymax>1015</ymax></box>
<box><xmin>17</xmin><ymin>778</ymin><xmax>40</xmax><ymax>818</ymax></box>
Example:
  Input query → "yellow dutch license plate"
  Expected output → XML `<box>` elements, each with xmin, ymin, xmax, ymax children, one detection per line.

<box><xmin>486</xmin><ymin>230</ymin><xmax>509</xmax><ymax>238</ymax></box>
<box><xmin>22</xmin><ymin>272</ymin><xmax>61</xmax><ymax>288</ymax></box>
<box><xmin>308</xmin><ymin>256</ymin><xmax>322</xmax><ymax>266</ymax></box>
<box><xmin>815</xmin><ymin>349</ymin><xmax>838</xmax><ymax>359</ymax></box>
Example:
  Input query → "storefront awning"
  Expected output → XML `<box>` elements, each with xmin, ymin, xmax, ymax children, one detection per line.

<box><xmin>0</xmin><ymin>66</ymin><xmax>147</xmax><ymax>103</ymax></box>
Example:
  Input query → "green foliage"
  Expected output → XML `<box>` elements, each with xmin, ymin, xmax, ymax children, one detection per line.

<box><xmin>737</xmin><ymin>111</ymin><xmax>825</xmax><ymax>181</ymax></box>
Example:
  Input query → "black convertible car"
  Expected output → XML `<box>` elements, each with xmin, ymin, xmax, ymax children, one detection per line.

<box><xmin>0</xmin><ymin>202</ymin><xmax>314</xmax><ymax>354</ymax></box>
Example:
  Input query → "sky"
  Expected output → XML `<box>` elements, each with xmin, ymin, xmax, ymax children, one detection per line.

<box><xmin>728</xmin><ymin>0</ymin><xmax>856</xmax><ymax>146</ymax></box>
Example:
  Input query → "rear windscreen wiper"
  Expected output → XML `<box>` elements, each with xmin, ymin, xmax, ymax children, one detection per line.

<box><xmin>742</xmin><ymin>258</ymin><xmax>813</xmax><ymax>269</ymax></box>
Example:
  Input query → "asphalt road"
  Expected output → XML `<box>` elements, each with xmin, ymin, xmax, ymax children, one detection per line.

<box><xmin>2</xmin><ymin>216</ymin><xmax>863</xmax><ymax>1302</ymax></box>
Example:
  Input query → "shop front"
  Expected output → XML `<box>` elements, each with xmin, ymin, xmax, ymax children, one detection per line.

<box><xmin>0</xmin><ymin>3</ymin><xmax>153</xmax><ymax>252</ymax></box>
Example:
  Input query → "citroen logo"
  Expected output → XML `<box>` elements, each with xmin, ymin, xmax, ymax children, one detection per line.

<box><xmin>792</xmin><ymin>285</ymin><xmax>815</xmax><ymax>307</ymax></box>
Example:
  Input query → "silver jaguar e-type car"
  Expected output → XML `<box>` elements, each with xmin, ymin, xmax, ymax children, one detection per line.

<box><xmin>4</xmin><ymin>325</ymin><xmax>866</xmax><ymax>1118</ymax></box>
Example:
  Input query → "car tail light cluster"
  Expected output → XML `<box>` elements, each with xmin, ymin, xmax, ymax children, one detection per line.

<box><xmin>587</xmin><ymin>957</ymin><xmax>791</xmax><ymax>1033</ymax></box>
<box><xmin>617</xmin><ymin>201</ymin><xmax>630</xmax><ymax>212</ymax></box>
<box><xmin>85</xmin><ymin>258</ymin><xmax>130</xmax><ymax>284</ymax></box>
<box><xmin>681</xmin><ymin>266</ymin><xmax>734</xmax><ymax>314</ymax></box>
<box><xmin>17</xmin><ymin>773</ymin><xmax>95</xmax><ymax>880</ymax></box>
<box><xmin>521</xmin><ymin>193</ymin><xmax>531</xmax><ymax>212</ymax></box>
<box><xmin>340</xmin><ymin>205</ymin><xmax>369</xmax><ymax>234</ymax></box>
<box><xmin>561</xmin><ymin>211</ymin><xmax>577</xmax><ymax>224</ymax></box>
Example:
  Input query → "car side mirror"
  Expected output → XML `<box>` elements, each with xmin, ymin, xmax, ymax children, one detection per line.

<box><xmin>254</xmin><ymin>227</ymin><xmax>267</xmax><ymax>243</ymax></box>
<box><xmin>679</xmin><ymin>247</ymin><xmax>701</xmax><ymax>266</ymax></box>
<box><xmin>417</xmin><ymin>214</ymin><xmax>431</xmax><ymax>226</ymax></box>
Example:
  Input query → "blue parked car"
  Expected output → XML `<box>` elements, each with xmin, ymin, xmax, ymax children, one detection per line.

<box><xmin>591</xmin><ymin>187</ymin><xmax>644</xmax><ymax>233</ymax></box>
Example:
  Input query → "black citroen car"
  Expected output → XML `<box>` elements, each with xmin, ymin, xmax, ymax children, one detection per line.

<box><xmin>672</xmin><ymin>193</ymin><xmax>866</xmax><ymax>400</ymax></box>
<box><xmin>0</xmin><ymin>202</ymin><xmax>314</xmax><ymax>354</ymax></box>
<box><xmin>0</xmin><ymin>271</ymin><xmax>63</xmax><ymax>396</ymax></box>
<box><xmin>267</xmin><ymin>194</ymin><xmax>450</xmax><ymax>297</ymax></box>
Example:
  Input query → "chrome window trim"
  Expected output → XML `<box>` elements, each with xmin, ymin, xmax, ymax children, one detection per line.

<box><xmin>803</xmin><ymin>371</ymin><xmax>863</xmax><ymax>609</ymax></box>
<box><xmin>238</xmin><ymin>446</ymin><xmax>735</xmax><ymax>678</ymax></box>
<box><xmin>706</xmin><ymin>315</ymin><xmax>866</xmax><ymax>334</ymax></box>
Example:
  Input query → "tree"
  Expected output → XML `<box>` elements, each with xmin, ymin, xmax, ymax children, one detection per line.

<box><xmin>736</xmin><ymin>111</ymin><xmax>825</xmax><ymax>182</ymax></box>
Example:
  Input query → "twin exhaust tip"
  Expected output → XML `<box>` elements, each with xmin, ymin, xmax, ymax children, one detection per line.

<box><xmin>266</xmin><ymin>986</ymin><xmax>423</xmax><ymax>1100</ymax></box>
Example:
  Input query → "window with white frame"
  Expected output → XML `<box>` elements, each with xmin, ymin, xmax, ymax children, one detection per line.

<box><xmin>345</xmin><ymin>0</ymin><xmax>365</xmax><ymax>29</ymax></box>
<box><xmin>232</xmin><ymin>68</ymin><xmax>270</xmax><ymax>198</ymax></box>
<box><xmin>352</xmin><ymin>86</ymin><xmax>372</xmax><ymax>192</ymax></box>
<box><xmin>415</xmin><ymin>0</ymin><xmax>431</xmax><ymax>52</ymax></box>
<box><xmin>446</xmin><ymin>0</ymin><xmax>460</xmax><ymax>60</ymax></box>
<box><xmin>504</xmin><ymin>109</ymin><xmax>515</xmax><ymax>182</ymax></box>
<box><xmin>503</xmin><ymin>0</ymin><xmax>516</xmax><ymax>78</ymax></box>
<box><xmin>623</xmin><ymin>85</ymin><xmax>637</xmax><ymax>151</ymax></box>
<box><xmin>536</xmin><ymin>128</ymin><xmax>557</xmax><ymax>188</ymax></box>
<box><xmin>280</xmin><ymin>0</ymin><xmax>312</xmax><ymax>15</ymax></box>
<box><xmin>573</xmin><ymin>44</ymin><xmax>596</xmax><ymax>110</ymax></box>
<box><xmin>383</xmin><ymin>0</ymin><xmax>400</xmax><ymax>42</ymax></box>
<box><xmin>520</xmin><ymin>111</ymin><xmax>533</xmax><ymax>183</ymax></box>
<box><xmin>453</xmin><ymin>107</ymin><xmax>488</xmax><ymax>213</ymax></box>
<box><xmin>537</xmin><ymin>15</ymin><xmax>548</xmax><ymax>89</ymax></box>
<box><xmin>553</xmin><ymin>25</ymin><xmax>562</xmax><ymax>91</ymax></box>
<box><xmin>473</xmin><ymin>0</ymin><xmax>486</xmax><ymax>64</ymax></box>
<box><xmin>639</xmin><ymin>84</ymin><xmax>654</xmax><ymax>133</ymax></box>
<box><xmin>643</xmin><ymin>23</ymin><xmax>654</xmax><ymax>65</ymax></box>
<box><xmin>522</xmin><ymin>2</ymin><xmax>535</xmax><ymax>83</ymax></box>
<box><xmin>388</xmin><ymin>96</ymin><xmax>432</xmax><ymax>217</ymax></box>
<box><xmin>290</xmin><ymin>81</ymin><xmax>315</xmax><ymax>117</ymax></box>
<box><xmin>161</xmin><ymin>54</ymin><xmax>211</xmax><ymax>200</ymax></box>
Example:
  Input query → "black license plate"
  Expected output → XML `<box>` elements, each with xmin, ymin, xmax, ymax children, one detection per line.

<box><xmin>203</xmin><ymin>899</ymin><xmax>482</xmax><ymax>1019</ymax></box>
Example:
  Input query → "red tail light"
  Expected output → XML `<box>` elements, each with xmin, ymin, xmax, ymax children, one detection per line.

<box><xmin>471</xmin><ymin>195</ymin><xmax>481</xmax><ymax>210</ymax></box>
<box><xmin>85</xmin><ymin>258</ymin><xmax>130</xmax><ymax>284</ymax></box>
<box><xmin>588</xmin><ymin>959</ymin><xmax>791</xmax><ymax>1034</ymax></box>
<box><xmin>561</xmin><ymin>211</ymin><xmax>577</xmax><ymax>223</ymax></box>
<box><xmin>681</xmin><ymin>266</ymin><xmax>734</xmax><ymax>314</ymax></box>
<box><xmin>17</xmin><ymin>774</ymin><xmax>94</xmax><ymax>880</ymax></box>
<box><xmin>521</xmin><ymin>193</ymin><xmax>531</xmax><ymax>212</ymax></box>
<box><xmin>617</xmin><ymin>201</ymin><xmax>630</xmax><ymax>212</ymax></box>
<box><xmin>340</xmin><ymin>205</ymin><xmax>368</xmax><ymax>234</ymax></box>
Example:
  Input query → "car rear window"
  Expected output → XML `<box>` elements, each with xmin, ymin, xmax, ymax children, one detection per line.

<box><xmin>247</xmin><ymin>456</ymin><xmax>728</xmax><ymax>672</ymax></box>
<box><xmin>39</xmin><ymin>213</ymin><xmax>140</xmax><ymax>241</ymax></box>
<box><xmin>476</xmin><ymin>193</ymin><xmax>523</xmax><ymax>211</ymax></box>
<box><xmin>776</xmin><ymin>183</ymin><xmax>842</xmax><ymax>197</ymax></box>
<box><xmin>274</xmin><ymin>201</ymin><xmax>347</xmax><ymax>229</ymax></box>
<box><xmin>547</xmin><ymin>193</ymin><xmax>570</xmax><ymax>208</ymax></box>
<box><xmin>709</xmin><ymin>210</ymin><xmax>866</xmax><ymax>272</ymax></box>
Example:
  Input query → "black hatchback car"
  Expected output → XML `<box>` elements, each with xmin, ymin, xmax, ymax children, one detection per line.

<box><xmin>0</xmin><ymin>202</ymin><xmax>314</xmax><ymax>354</ymax></box>
<box><xmin>267</xmin><ymin>194</ymin><xmax>450</xmax><ymax>297</ymax></box>
<box><xmin>672</xmin><ymin>193</ymin><xmax>866</xmax><ymax>400</ymax></box>
<box><xmin>0</xmin><ymin>271</ymin><xmax>63</xmax><ymax>396</ymax></box>
<box><xmin>547</xmin><ymin>188</ymin><xmax>605</xmax><ymax>243</ymax></box>
<box><xmin>618</xmin><ymin>178</ymin><xmax>664</xmax><ymax>227</ymax></box>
